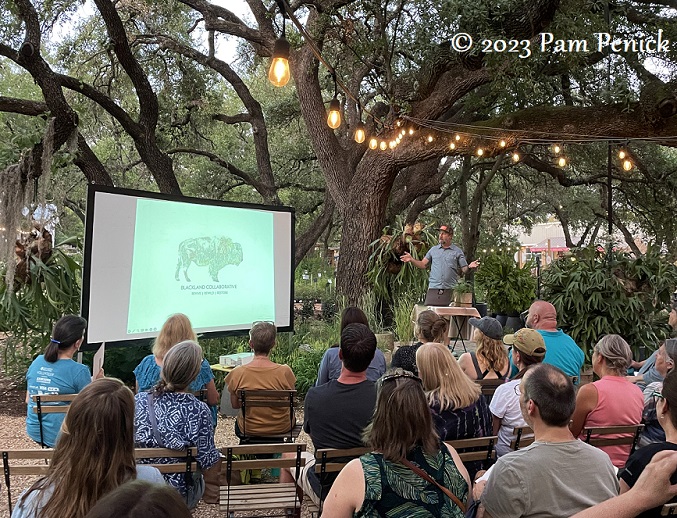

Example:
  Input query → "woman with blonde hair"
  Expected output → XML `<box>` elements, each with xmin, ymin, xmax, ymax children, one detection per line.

<box><xmin>133</xmin><ymin>313</ymin><xmax>218</xmax><ymax>424</ymax></box>
<box><xmin>570</xmin><ymin>334</ymin><xmax>644</xmax><ymax>467</ymax></box>
<box><xmin>322</xmin><ymin>369</ymin><xmax>469</xmax><ymax>517</ymax></box>
<box><xmin>391</xmin><ymin>310</ymin><xmax>448</xmax><ymax>374</ymax></box>
<box><xmin>458</xmin><ymin>316</ymin><xmax>509</xmax><ymax>380</ymax></box>
<box><xmin>134</xmin><ymin>341</ymin><xmax>220</xmax><ymax>507</ymax></box>
<box><xmin>13</xmin><ymin>378</ymin><xmax>163</xmax><ymax>518</ymax></box>
<box><xmin>417</xmin><ymin>343</ymin><xmax>491</xmax><ymax>478</ymax></box>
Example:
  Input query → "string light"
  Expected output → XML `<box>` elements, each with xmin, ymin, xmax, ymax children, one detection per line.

<box><xmin>558</xmin><ymin>157</ymin><xmax>567</xmax><ymax>167</ymax></box>
<box><xmin>353</xmin><ymin>122</ymin><xmax>366</xmax><ymax>143</ymax></box>
<box><xmin>476</xmin><ymin>148</ymin><xmax>484</xmax><ymax>156</ymax></box>
<box><xmin>618</xmin><ymin>149</ymin><xmax>627</xmax><ymax>159</ymax></box>
<box><xmin>427</xmin><ymin>135</ymin><xmax>434</xmax><ymax>143</ymax></box>
<box><xmin>326</xmin><ymin>73</ymin><xmax>341</xmax><ymax>129</ymax></box>
<box><xmin>379</xmin><ymin>141</ymin><xmax>387</xmax><ymax>151</ymax></box>
<box><xmin>389</xmin><ymin>141</ymin><xmax>396</xmax><ymax>149</ymax></box>
<box><xmin>454</xmin><ymin>134</ymin><xmax>461</xmax><ymax>141</ymax></box>
<box><xmin>553</xmin><ymin>144</ymin><xmax>561</xmax><ymax>154</ymax></box>
<box><xmin>622</xmin><ymin>159</ymin><xmax>633</xmax><ymax>171</ymax></box>
<box><xmin>408</xmin><ymin>128</ymin><xmax>415</xmax><ymax>135</ymax></box>
<box><xmin>369</xmin><ymin>138</ymin><xmax>378</xmax><ymax>150</ymax></box>
<box><xmin>499</xmin><ymin>140</ymin><xmax>506</xmax><ymax>148</ymax></box>
<box><xmin>449</xmin><ymin>142</ymin><xmax>456</xmax><ymax>150</ymax></box>
<box><xmin>512</xmin><ymin>152</ymin><xmax>520</xmax><ymax>162</ymax></box>
<box><xmin>267</xmin><ymin>1</ymin><xmax>291</xmax><ymax>87</ymax></box>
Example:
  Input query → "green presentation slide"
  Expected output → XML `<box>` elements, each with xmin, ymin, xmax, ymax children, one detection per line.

<box><xmin>127</xmin><ymin>198</ymin><xmax>276</xmax><ymax>332</ymax></box>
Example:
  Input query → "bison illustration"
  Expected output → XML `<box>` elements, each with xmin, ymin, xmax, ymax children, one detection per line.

<box><xmin>175</xmin><ymin>236</ymin><xmax>243</xmax><ymax>282</ymax></box>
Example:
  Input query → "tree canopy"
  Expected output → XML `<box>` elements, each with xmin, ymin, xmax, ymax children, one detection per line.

<box><xmin>1</xmin><ymin>0</ymin><xmax>676</xmax><ymax>302</ymax></box>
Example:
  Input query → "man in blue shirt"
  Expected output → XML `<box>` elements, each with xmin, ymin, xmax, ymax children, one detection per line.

<box><xmin>400</xmin><ymin>225</ymin><xmax>479</xmax><ymax>300</ymax></box>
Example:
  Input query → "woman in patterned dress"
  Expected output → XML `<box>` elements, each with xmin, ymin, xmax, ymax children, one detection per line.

<box><xmin>134</xmin><ymin>340</ymin><xmax>219</xmax><ymax>507</ymax></box>
<box><xmin>322</xmin><ymin>368</ymin><xmax>469</xmax><ymax>518</ymax></box>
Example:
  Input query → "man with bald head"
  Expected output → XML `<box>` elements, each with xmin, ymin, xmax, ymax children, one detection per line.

<box><xmin>524</xmin><ymin>300</ymin><xmax>585</xmax><ymax>380</ymax></box>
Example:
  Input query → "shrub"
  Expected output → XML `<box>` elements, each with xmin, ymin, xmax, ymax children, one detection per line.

<box><xmin>475</xmin><ymin>252</ymin><xmax>536</xmax><ymax>315</ymax></box>
<box><xmin>541</xmin><ymin>246</ymin><xmax>677</xmax><ymax>360</ymax></box>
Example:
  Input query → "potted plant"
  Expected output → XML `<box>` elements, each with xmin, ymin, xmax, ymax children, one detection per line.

<box><xmin>452</xmin><ymin>279</ymin><xmax>473</xmax><ymax>307</ymax></box>
<box><xmin>475</xmin><ymin>252</ymin><xmax>536</xmax><ymax>330</ymax></box>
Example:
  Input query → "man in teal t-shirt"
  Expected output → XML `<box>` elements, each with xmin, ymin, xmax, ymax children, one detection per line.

<box><xmin>509</xmin><ymin>300</ymin><xmax>584</xmax><ymax>380</ymax></box>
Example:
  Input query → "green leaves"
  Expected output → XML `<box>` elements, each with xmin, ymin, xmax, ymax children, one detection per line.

<box><xmin>541</xmin><ymin>247</ymin><xmax>677</xmax><ymax>360</ymax></box>
<box><xmin>475</xmin><ymin>252</ymin><xmax>536</xmax><ymax>314</ymax></box>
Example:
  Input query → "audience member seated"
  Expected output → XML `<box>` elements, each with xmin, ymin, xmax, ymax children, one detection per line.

<box><xmin>633</xmin><ymin>302</ymin><xmax>677</xmax><ymax>389</ymax></box>
<box><xmin>570</xmin><ymin>334</ymin><xmax>644</xmax><ymax>468</ymax></box>
<box><xmin>391</xmin><ymin>310</ymin><xmax>448</xmax><ymax>374</ymax></box>
<box><xmin>511</xmin><ymin>300</ymin><xmax>584</xmax><ymax>380</ymax></box>
<box><xmin>134</xmin><ymin>341</ymin><xmax>219</xmax><ymax>507</ymax></box>
<box><xmin>13</xmin><ymin>378</ymin><xmax>164</xmax><ymax>518</ymax></box>
<box><xmin>639</xmin><ymin>339</ymin><xmax>677</xmax><ymax>446</ymax></box>
<box><xmin>491</xmin><ymin>328</ymin><xmax>546</xmax><ymax>457</ymax></box>
<box><xmin>322</xmin><ymin>369</ymin><xmax>470</xmax><ymax>517</ymax></box>
<box><xmin>572</xmin><ymin>451</ymin><xmax>677</xmax><ymax>518</ymax></box>
<box><xmin>25</xmin><ymin>315</ymin><xmax>98</xmax><ymax>448</ymax></box>
<box><xmin>133</xmin><ymin>313</ymin><xmax>218</xmax><ymax>425</ymax></box>
<box><xmin>417</xmin><ymin>342</ymin><xmax>491</xmax><ymax>479</ymax></box>
<box><xmin>619</xmin><ymin>369</ymin><xmax>677</xmax><ymax>518</ymax></box>
<box><xmin>476</xmin><ymin>364</ymin><xmax>618</xmax><ymax>518</ymax></box>
<box><xmin>315</xmin><ymin>306</ymin><xmax>386</xmax><ymax>385</ymax></box>
<box><xmin>280</xmin><ymin>322</ymin><xmax>377</xmax><ymax>506</ymax></box>
<box><xmin>458</xmin><ymin>316</ymin><xmax>509</xmax><ymax>380</ymax></box>
<box><xmin>84</xmin><ymin>480</ymin><xmax>191</xmax><ymax>518</ymax></box>
<box><xmin>225</xmin><ymin>321</ymin><xmax>296</xmax><ymax>439</ymax></box>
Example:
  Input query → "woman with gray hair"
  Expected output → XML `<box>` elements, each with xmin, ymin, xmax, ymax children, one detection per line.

<box><xmin>570</xmin><ymin>334</ymin><xmax>644</xmax><ymax>467</ymax></box>
<box><xmin>639</xmin><ymin>338</ymin><xmax>677</xmax><ymax>446</ymax></box>
<box><xmin>134</xmin><ymin>341</ymin><xmax>220</xmax><ymax>508</ymax></box>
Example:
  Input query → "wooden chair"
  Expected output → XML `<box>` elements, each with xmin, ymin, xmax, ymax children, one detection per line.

<box><xmin>582</xmin><ymin>424</ymin><xmax>645</xmax><ymax>456</ymax></box>
<box><xmin>237</xmin><ymin>390</ymin><xmax>302</xmax><ymax>443</ymax></box>
<box><xmin>219</xmin><ymin>443</ymin><xmax>306</xmax><ymax>517</ymax></box>
<box><xmin>510</xmin><ymin>426</ymin><xmax>535</xmax><ymax>451</ymax></box>
<box><xmin>306</xmin><ymin>446</ymin><xmax>371</xmax><ymax>516</ymax></box>
<box><xmin>476</xmin><ymin>379</ymin><xmax>506</xmax><ymax>404</ymax></box>
<box><xmin>2</xmin><ymin>447</ymin><xmax>197</xmax><ymax>514</ymax></box>
<box><xmin>447</xmin><ymin>436</ymin><xmax>498</xmax><ymax>465</ymax></box>
<box><xmin>31</xmin><ymin>393</ymin><xmax>78</xmax><ymax>448</ymax></box>
<box><xmin>662</xmin><ymin>502</ymin><xmax>677</xmax><ymax>515</ymax></box>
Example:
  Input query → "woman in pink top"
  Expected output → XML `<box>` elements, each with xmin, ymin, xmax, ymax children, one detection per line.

<box><xmin>570</xmin><ymin>334</ymin><xmax>644</xmax><ymax>467</ymax></box>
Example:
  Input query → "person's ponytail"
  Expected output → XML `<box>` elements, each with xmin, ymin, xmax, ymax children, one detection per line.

<box><xmin>44</xmin><ymin>339</ymin><xmax>61</xmax><ymax>363</ymax></box>
<box><xmin>44</xmin><ymin>315</ymin><xmax>87</xmax><ymax>363</ymax></box>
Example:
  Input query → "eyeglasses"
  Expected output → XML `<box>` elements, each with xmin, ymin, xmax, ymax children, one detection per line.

<box><xmin>379</xmin><ymin>372</ymin><xmax>423</xmax><ymax>387</ymax></box>
<box><xmin>252</xmin><ymin>320</ymin><xmax>274</xmax><ymax>327</ymax></box>
<box><xmin>652</xmin><ymin>391</ymin><xmax>665</xmax><ymax>406</ymax></box>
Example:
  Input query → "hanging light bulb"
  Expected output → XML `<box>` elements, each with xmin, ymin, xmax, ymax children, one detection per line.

<box><xmin>369</xmin><ymin>138</ymin><xmax>378</xmax><ymax>150</ymax></box>
<box><xmin>327</xmin><ymin>98</ymin><xmax>341</xmax><ymax>129</ymax></box>
<box><xmin>499</xmin><ymin>139</ymin><xmax>507</xmax><ymax>148</ymax></box>
<box><xmin>268</xmin><ymin>38</ymin><xmax>291</xmax><ymax>87</ymax></box>
<box><xmin>512</xmin><ymin>152</ymin><xmax>520</xmax><ymax>162</ymax></box>
<box><xmin>268</xmin><ymin>3</ymin><xmax>291</xmax><ymax>87</ymax></box>
<box><xmin>454</xmin><ymin>134</ymin><xmax>461</xmax><ymax>141</ymax></box>
<box><xmin>618</xmin><ymin>149</ymin><xmax>627</xmax><ymax>159</ymax></box>
<box><xmin>449</xmin><ymin>142</ymin><xmax>456</xmax><ymax>150</ymax></box>
<box><xmin>408</xmin><ymin>128</ymin><xmax>415</xmax><ymax>135</ymax></box>
<box><xmin>389</xmin><ymin>141</ymin><xmax>396</xmax><ymax>149</ymax></box>
<box><xmin>553</xmin><ymin>144</ymin><xmax>561</xmax><ymax>154</ymax></box>
<box><xmin>622</xmin><ymin>159</ymin><xmax>633</xmax><ymax>171</ymax></box>
<box><xmin>379</xmin><ymin>141</ymin><xmax>387</xmax><ymax>151</ymax></box>
<box><xmin>427</xmin><ymin>135</ymin><xmax>434</xmax><ymax>143</ymax></box>
<box><xmin>558</xmin><ymin>157</ymin><xmax>567</xmax><ymax>167</ymax></box>
<box><xmin>353</xmin><ymin>122</ymin><xmax>366</xmax><ymax>143</ymax></box>
<box><xmin>476</xmin><ymin>148</ymin><xmax>484</xmax><ymax>156</ymax></box>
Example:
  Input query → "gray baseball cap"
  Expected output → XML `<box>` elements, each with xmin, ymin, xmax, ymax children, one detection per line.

<box><xmin>468</xmin><ymin>316</ymin><xmax>503</xmax><ymax>340</ymax></box>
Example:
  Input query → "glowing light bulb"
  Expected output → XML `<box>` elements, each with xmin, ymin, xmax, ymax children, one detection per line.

<box><xmin>618</xmin><ymin>150</ymin><xmax>626</xmax><ymax>159</ymax></box>
<box><xmin>389</xmin><ymin>141</ymin><xmax>396</xmax><ymax>149</ymax></box>
<box><xmin>379</xmin><ymin>141</ymin><xmax>387</xmax><ymax>151</ymax></box>
<box><xmin>353</xmin><ymin>122</ymin><xmax>366</xmax><ymax>144</ymax></box>
<box><xmin>408</xmin><ymin>128</ymin><xmax>415</xmax><ymax>135</ymax></box>
<box><xmin>476</xmin><ymin>148</ymin><xmax>484</xmax><ymax>156</ymax></box>
<box><xmin>558</xmin><ymin>157</ymin><xmax>567</xmax><ymax>167</ymax></box>
<box><xmin>553</xmin><ymin>144</ymin><xmax>561</xmax><ymax>154</ymax></box>
<box><xmin>427</xmin><ymin>135</ymin><xmax>434</xmax><ymax>143</ymax></box>
<box><xmin>454</xmin><ymin>134</ymin><xmax>461</xmax><ymax>141</ymax></box>
<box><xmin>623</xmin><ymin>159</ymin><xmax>633</xmax><ymax>171</ymax></box>
<box><xmin>268</xmin><ymin>38</ymin><xmax>291</xmax><ymax>87</ymax></box>
<box><xmin>369</xmin><ymin>138</ymin><xmax>378</xmax><ymax>150</ymax></box>
<box><xmin>326</xmin><ymin>98</ymin><xmax>341</xmax><ymax>129</ymax></box>
<box><xmin>449</xmin><ymin>142</ymin><xmax>456</xmax><ymax>150</ymax></box>
<box><xmin>512</xmin><ymin>152</ymin><xmax>520</xmax><ymax>162</ymax></box>
<box><xmin>499</xmin><ymin>140</ymin><xmax>506</xmax><ymax>148</ymax></box>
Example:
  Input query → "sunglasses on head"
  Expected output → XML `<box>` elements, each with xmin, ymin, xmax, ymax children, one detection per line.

<box><xmin>379</xmin><ymin>372</ymin><xmax>423</xmax><ymax>387</ymax></box>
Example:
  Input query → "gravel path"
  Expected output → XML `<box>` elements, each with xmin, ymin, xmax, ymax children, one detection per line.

<box><xmin>0</xmin><ymin>379</ymin><xmax>313</xmax><ymax>518</ymax></box>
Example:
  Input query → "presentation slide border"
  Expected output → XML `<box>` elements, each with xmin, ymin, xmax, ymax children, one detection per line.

<box><xmin>81</xmin><ymin>184</ymin><xmax>295</xmax><ymax>350</ymax></box>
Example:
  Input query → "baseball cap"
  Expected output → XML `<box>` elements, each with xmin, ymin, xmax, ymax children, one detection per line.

<box><xmin>503</xmin><ymin>328</ymin><xmax>546</xmax><ymax>358</ymax></box>
<box><xmin>438</xmin><ymin>225</ymin><xmax>453</xmax><ymax>234</ymax></box>
<box><xmin>469</xmin><ymin>316</ymin><xmax>503</xmax><ymax>340</ymax></box>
